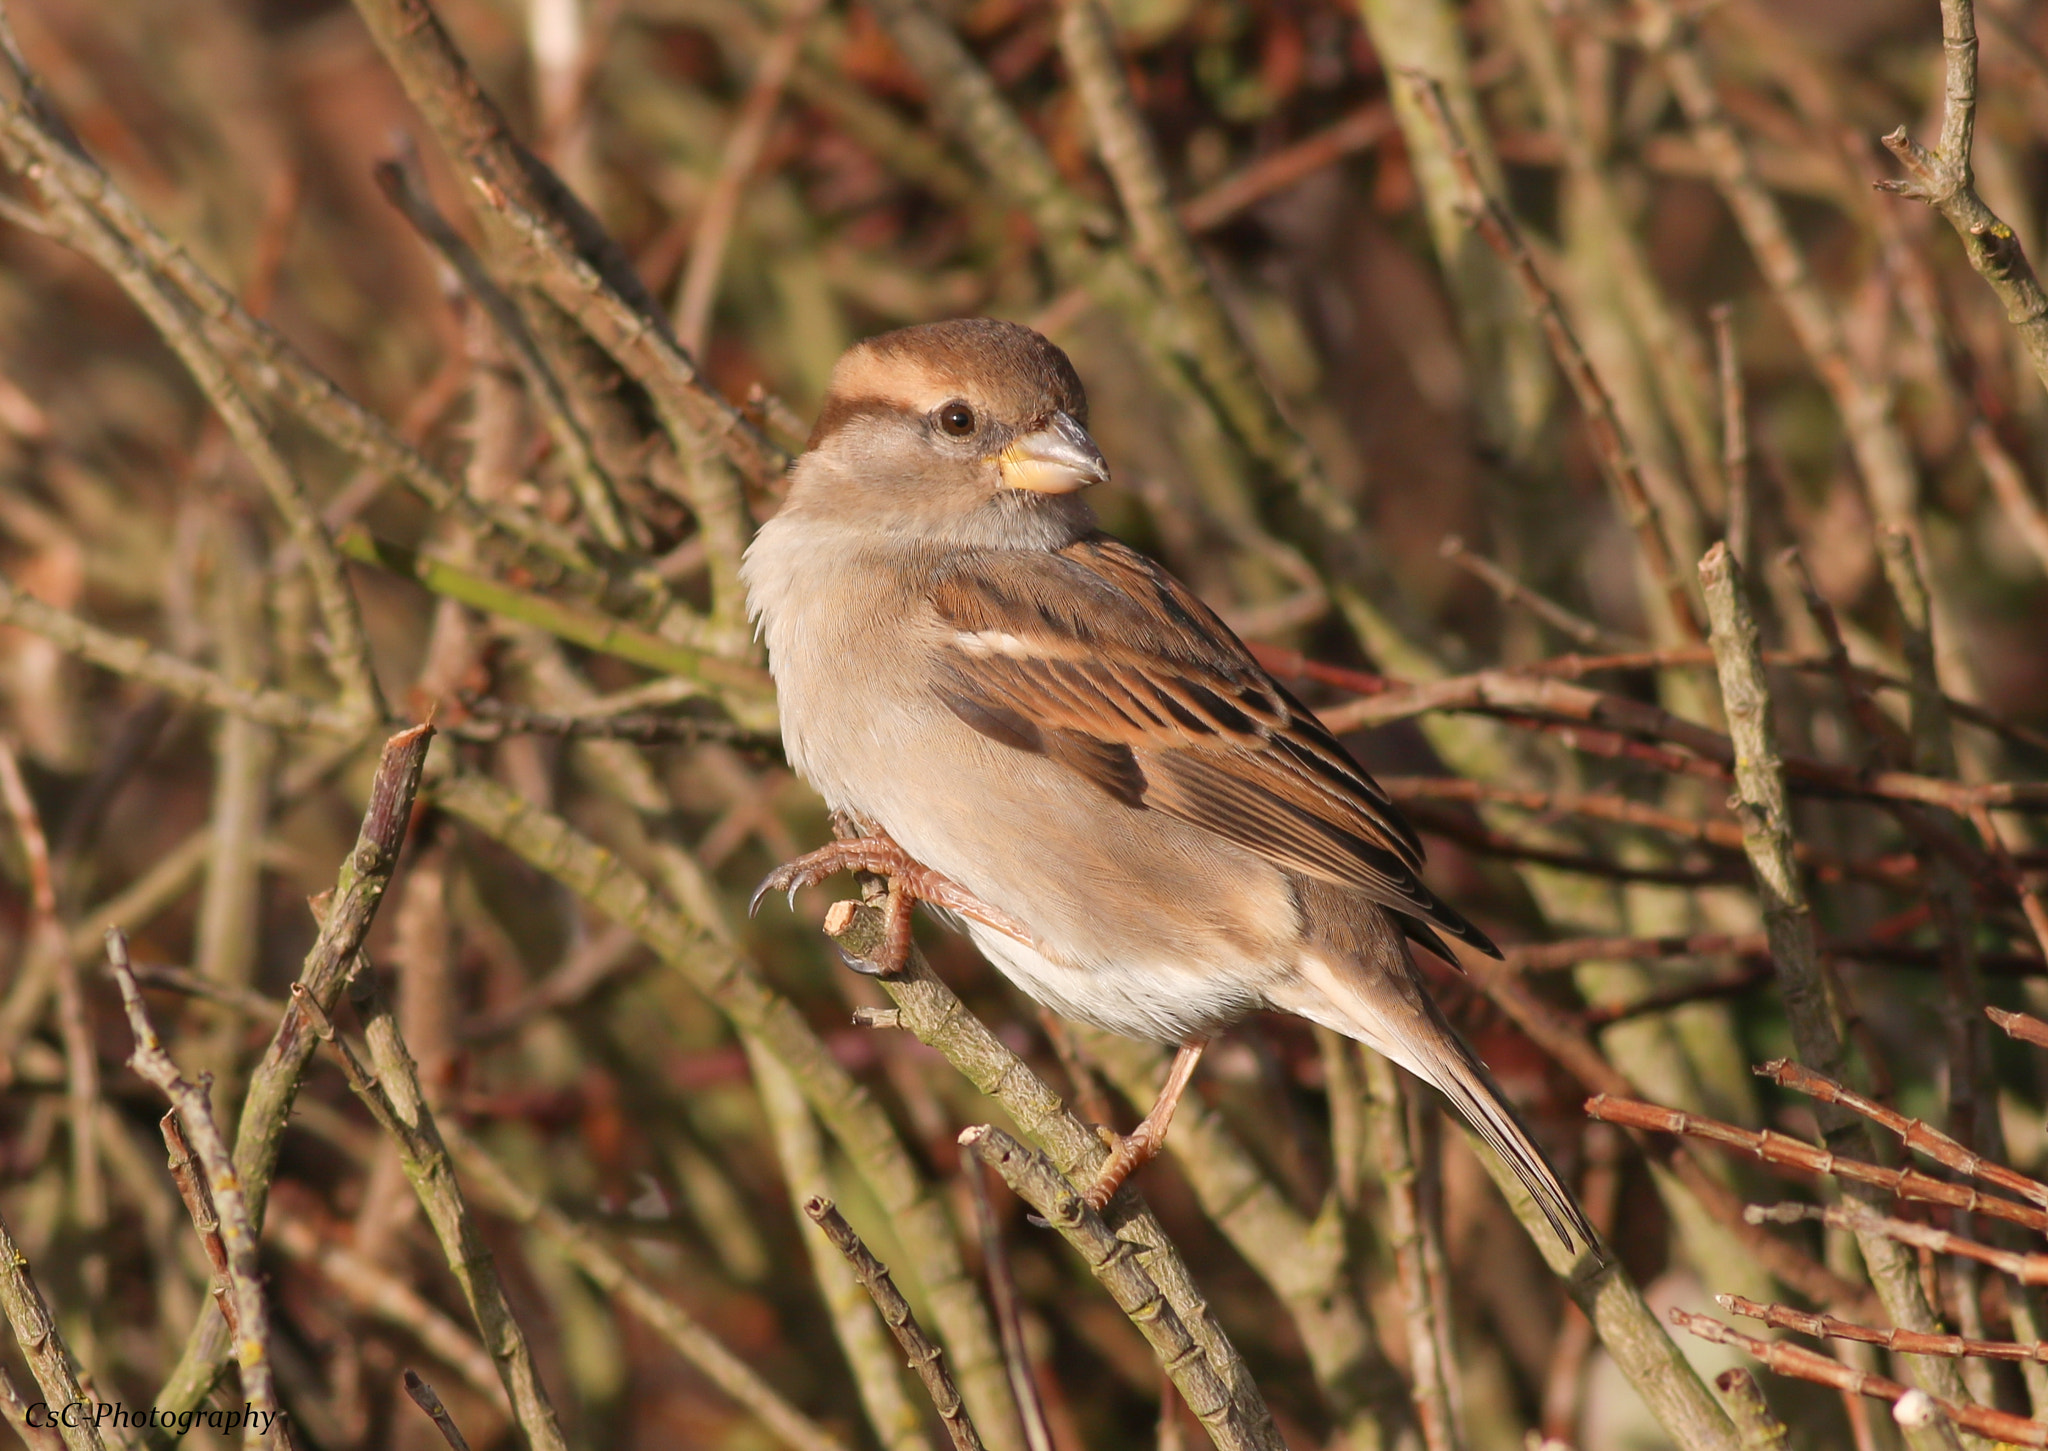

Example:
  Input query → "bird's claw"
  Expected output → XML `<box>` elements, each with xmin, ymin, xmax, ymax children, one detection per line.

<box><xmin>748</xmin><ymin>856</ymin><xmax>833</xmax><ymax>918</ymax></box>
<box><xmin>751</xmin><ymin>835</ymin><xmax>1028</xmax><ymax>982</ymax></box>
<box><xmin>835</xmin><ymin>945</ymin><xmax>888</xmax><ymax>977</ymax></box>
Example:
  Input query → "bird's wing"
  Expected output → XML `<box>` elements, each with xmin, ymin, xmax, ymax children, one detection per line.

<box><xmin>926</xmin><ymin>533</ymin><xmax>1498</xmax><ymax>959</ymax></box>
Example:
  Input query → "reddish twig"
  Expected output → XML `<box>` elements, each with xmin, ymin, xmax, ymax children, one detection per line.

<box><xmin>1989</xmin><ymin>1006</ymin><xmax>2048</xmax><ymax>1051</ymax></box>
<box><xmin>1746</xmin><ymin>1200</ymin><xmax>2048</xmax><ymax>1286</ymax></box>
<box><xmin>159</xmin><ymin>1110</ymin><xmax>237</xmax><ymax>1335</ymax></box>
<box><xmin>1757</xmin><ymin>1058</ymin><xmax>2048</xmax><ymax>1208</ymax></box>
<box><xmin>1257</xmin><ymin>648</ymin><xmax>2048</xmax><ymax>820</ymax></box>
<box><xmin>1381</xmin><ymin>777</ymin><xmax>1935</xmax><ymax>889</ymax></box>
<box><xmin>1669</xmin><ymin>1309</ymin><xmax>2048</xmax><ymax>1447</ymax></box>
<box><xmin>1722</xmin><ymin>1291</ymin><xmax>2048</xmax><ymax>1361</ymax></box>
<box><xmin>1586</xmin><ymin>1095</ymin><xmax>2048</xmax><ymax>1234</ymax></box>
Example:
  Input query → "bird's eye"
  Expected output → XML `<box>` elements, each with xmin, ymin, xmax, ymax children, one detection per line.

<box><xmin>937</xmin><ymin>402</ymin><xmax>977</xmax><ymax>438</ymax></box>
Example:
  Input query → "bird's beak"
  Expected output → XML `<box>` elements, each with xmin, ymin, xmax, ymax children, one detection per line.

<box><xmin>996</xmin><ymin>412</ymin><xmax>1110</xmax><ymax>494</ymax></box>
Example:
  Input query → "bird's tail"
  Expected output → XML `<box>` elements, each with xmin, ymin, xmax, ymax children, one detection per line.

<box><xmin>1399</xmin><ymin>998</ymin><xmax>1598</xmax><ymax>1255</ymax></box>
<box><xmin>1275</xmin><ymin>909</ymin><xmax>1599</xmax><ymax>1257</ymax></box>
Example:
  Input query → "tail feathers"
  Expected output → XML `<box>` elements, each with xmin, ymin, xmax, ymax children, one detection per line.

<box><xmin>1279</xmin><ymin>935</ymin><xmax>1599</xmax><ymax>1257</ymax></box>
<box><xmin>1412</xmin><ymin>1023</ymin><xmax>1598</xmax><ymax>1256</ymax></box>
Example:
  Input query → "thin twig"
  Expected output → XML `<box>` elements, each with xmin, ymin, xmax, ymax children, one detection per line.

<box><xmin>105</xmin><ymin>930</ymin><xmax>282</xmax><ymax>1448</ymax></box>
<box><xmin>158</xmin><ymin>1112</ymin><xmax>236</xmax><ymax>1339</ymax></box>
<box><xmin>1714</xmin><ymin>1367</ymin><xmax>1791</xmax><ymax>1451</ymax></box>
<box><xmin>0</xmin><ymin>1202</ymin><xmax>107</xmax><ymax>1451</ymax></box>
<box><xmin>960</xmin><ymin>1127</ymin><xmax>1285</xmax><ymax>1451</ymax></box>
<box><xmin>1587</xmin><ymin>1095</ymin><xmax>2048</xmax><ymax>1234</ymax></box>
<box><xmin>446</xmin><ymin>698</ymin><xmax>776</xmax><ymax>749</ymax></box>
<box><xmin>1746</xmin><ymin>1199</ymin><xmax>2048</xmax><ymax>1285</ymax></box>
<box><xmin>961</xmin><ymin>1152</ymin><xmax>1054</xmax><ymax>1451</ymax></box>
<box><xmin>1782</xmin><ymin>548</ymin><xmax>1915</xmax><ymax>766</ymax></box>
<box><xmin>443</xmin><ymin>1121</ymin><xmax>848</xmax><ymax>1451</ymax></box>
<box><xmin>1438</xmin><ymin>535</ymin><xmax>1641</xmax><ymax>651</ymax></box>
<box><xmin>1757</xmin><ymin>1058</ymin><xmax>2048</xmax><ymax>1207</ymax></box>
<box><xmin>674</xmin><ymin>0</ymin><xmax>826</xmax><ymax>355</ymax></box>
<box><xmin>373</xmin><ymin>150</ymin><xmax>633</xmax><ymax>552</ymax></box>
<box><xmin>0</xmin><ymin>741</ymin><xmax>105</xmax><ymax>1313</ymax></box>
<box><xmin>1407</xmin><ymin>70</ymin><xmax>1704</xmax><ymax>644</ymax></box>
<box><xmin>1540</xmin><ymin>1124</ymin><xmax>1622</xmax><ymax>1443</ymax></box>
<box><xmin>1722</xmin><ymin>1290</ymin><xmax>2048</xmax><ymax>1361</ymax></box>
<box><xmin>1968</xmin><ymin>419</ymin><xmax>2048</xmax><ymax>574</ymax></box>
<box><xmin>402</xmin><ymin>1370</ymin><xmax>473</xmax><ymax>1451</ymax></box>
<box><xmin>1711</xmin><ymin>305</ymin><xmax>1752</xmax><ymax>566</ymax></box>
<box><xmin>1362</xmin><ymin>1053</ymin><xmax>1462</xmax><ymax>1451</ymax></box>
<box><xmin>805</xmin><ymin>1198</ymin><xmax>985</xmax><ymax>1451</ymax></box>
<box><xmin>1877</xmin><ymin>0</ymin><xmax>2048</xmax><ymax>397</ymax></box>
<box><xmin>1670</xmin><ymin>1309</ymin><xmax>2048</xmax><ymax>1446</ymax></box>
<box><xmin>1973</xmin><ymin>801</ymin><xmax>2048</xmax><ymax>964</ymax></box>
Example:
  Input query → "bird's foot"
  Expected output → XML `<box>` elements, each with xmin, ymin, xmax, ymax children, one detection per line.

<box><xmin>1078</xmin><ymin>1037</ymin><xmax>1209</xmax><ymax>1212</ymax></box>
<box><xmin>1082</xmin><ymin>1122</ymin><xmax>1170</xmax><ymax>1211</ymax></box>
<box><xmin>751</xmin><ymin>832</ymin><xmax>1030</xmax><ymax>976</ymax></box>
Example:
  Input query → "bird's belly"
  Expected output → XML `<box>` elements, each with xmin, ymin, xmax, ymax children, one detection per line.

<box><xmin>964</xmin><ymin>923</ymin><xmax>1262</xmax><ymax>1042</ymax></box>
<box><xmin>819</xmin><ymin>709</ymin><xmax>1301</xmax><ymax>1037</ymax></box>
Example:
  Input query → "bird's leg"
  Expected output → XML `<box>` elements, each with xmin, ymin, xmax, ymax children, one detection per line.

<box><xmin>1083</xmin><ymin>1037</ymin><xmax>1208</xmax><ymax>1211</ymax></box>
<box><xmin>750</xmin><ymin>828</ymin><xmax>1031</xmax><ymax>975</ymax></box>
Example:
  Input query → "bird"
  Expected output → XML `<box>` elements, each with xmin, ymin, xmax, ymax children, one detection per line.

<box><xmin>740</xmin><ymin>317</ymin><xmax>1595</xmax><ymax>1252</ymax></box>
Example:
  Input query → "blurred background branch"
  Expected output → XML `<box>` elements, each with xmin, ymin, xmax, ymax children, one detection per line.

<box><xmin>0</xmin><ymin>0</ymin><xmax>2045</xmax><ymax>1446</ymax></box>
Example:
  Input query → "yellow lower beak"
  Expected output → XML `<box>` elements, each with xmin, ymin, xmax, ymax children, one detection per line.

<box><xmin>996</xmin><ymin>412</ymin><xmax>1110</xmax><ymax>494</ymax></box>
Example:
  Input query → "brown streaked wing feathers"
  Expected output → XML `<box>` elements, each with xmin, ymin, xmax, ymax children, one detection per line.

<box><xmin>928</xmin><ymin>534</ymin><xmax>1499</xmax><ymax>960</ymax></box>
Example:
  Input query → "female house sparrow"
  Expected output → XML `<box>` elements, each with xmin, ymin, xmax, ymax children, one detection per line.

<box><xmin>742</xmin><ymin>318</ymin><xmax>1594</xmax><ymax>1251</ymax></box>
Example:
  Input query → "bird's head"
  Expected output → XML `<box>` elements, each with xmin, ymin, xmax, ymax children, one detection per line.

<box><xmin>784</xmin><ymin>318</ymin><xmax>1109</xmax><ymax>550</ymax></box>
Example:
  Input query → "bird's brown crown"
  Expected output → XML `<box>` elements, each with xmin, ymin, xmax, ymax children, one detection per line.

<box><xmin>807</xmin><ymin>318</ymin><xmax>1089</xmax><ymax>449</ymax></box>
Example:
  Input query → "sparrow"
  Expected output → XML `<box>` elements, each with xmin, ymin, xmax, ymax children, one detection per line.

<box><xmin>741</xmin><ymin>317</ymin><xmax>1594</xmax><ymax>1251</ymax></box>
